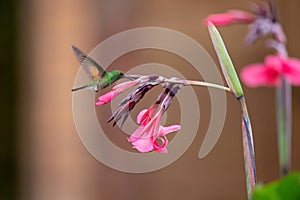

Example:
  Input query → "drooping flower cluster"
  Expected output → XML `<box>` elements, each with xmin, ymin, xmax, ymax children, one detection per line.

<box><xmin>96</xmin><ymin>75</ymin><xmax>183</xmax><ymax>153</ymax></box>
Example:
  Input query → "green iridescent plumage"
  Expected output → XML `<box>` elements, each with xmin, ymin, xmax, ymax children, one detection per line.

<box><xmin>71</xmin><ymin>45</ymin><xmax>124</xmax><ymax>92</ymax></box>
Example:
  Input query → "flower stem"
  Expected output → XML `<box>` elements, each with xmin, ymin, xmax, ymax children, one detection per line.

<box><xmin>274</xmin><ymin>35</ymin><xmax>292</xmax><ymax>176</ymax></box>
<box><xmin>185</xmin><ymin>80</ymin><xmax>231</xmax><ymax>92</ymax></box>
<box><xmin>276</xmin><ymin>78</ymin><xmax>292</xmax><ymax>176</ymax></box>
<box><xmin>125</xmin><ymin>75</ymin><xmax>231</xmax><ymax>92</ymax></box>
<box><xmin>206</xmin><ymin>22</ymin><xmax>256</xmax><ymax>198</ymax></box>
<box><xmin>163</xmin><ymin>78</ymin><xmax>230</xmax><ymax>92</ymax></box>
<box><xmin>240</xmin><ymin>96</ymin><xmax>257</xmax><ymax>199</ymax></box>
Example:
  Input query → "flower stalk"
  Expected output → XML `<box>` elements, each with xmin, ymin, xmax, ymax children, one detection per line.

<box><xmin>205</xmin><ymin>1</ymin><xmax>297</xmax><ymax>177</ymax></box>
<box><xmin>208</xmin><ymin>22</ymin><xmax>256</xmax><ymax>199</ymax></box>
<box><xmin>240</xmin><ymin>97</ymin><xmax>257</xmax><ymax>198</ymax></box>
<box><xmin>276</xmin><ymin>76</ymin><xmax>292</xmax><ymax>176</ymax></box>
<box><xmin>125</xmin><ymin>75</ymin><xmax>231</xmax><ymax>92</ymax></box>
<box><xmin>275</xmin><ymin>36</ymin><xmax>292</xmax><ymax>177</ymax></box>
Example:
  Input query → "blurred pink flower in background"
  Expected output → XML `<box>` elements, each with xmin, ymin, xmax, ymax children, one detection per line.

<box><xmin>204</xmin><ymin>3</ymin><xmax>286</xmax><ymax>45</ymax></box>
<box><xmin>241</xmin><ymin>55</ymin><xmax>300</xmax><ymax>87</ymax></box>
<box><xmin>204</xmin><ymin>10</ymin><xmax>254</xmax><ymax>26</ymax></box>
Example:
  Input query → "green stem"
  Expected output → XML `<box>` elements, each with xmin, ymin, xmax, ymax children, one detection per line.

<box><xmin>126</xmin><ymin>75</ymin><xmax>231</xmax><ymax>92</ymax></box>
<box><xmin>179</xmin><ymin>80</ymin><xmax>230</xmax><ymax>92</ymax></box>
<box><xmin>162</xmin><ymin>78</ymin><xmax>231</xmax><ymax>92</ymax></box>
<box><xmin>240</xmin><ymin>96</ymin><xmax>257</xmax><ymax>199</ymax></box>
<box><xmin>276</xmin><ymin>78</ymin><xmax>292</xmax><ymax>176</ymax></box>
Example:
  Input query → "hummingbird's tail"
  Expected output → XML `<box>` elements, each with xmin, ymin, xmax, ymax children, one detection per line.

<box><xmin>71</xmin><ymin>85</ymin><xmax>89</xmax><ymax>92</ymax></box>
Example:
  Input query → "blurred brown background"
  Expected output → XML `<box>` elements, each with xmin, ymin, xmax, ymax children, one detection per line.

<box><xmin>1</xmin><ymin>0</ymin><xmax>300</xmax><ymax>200</ymax></box>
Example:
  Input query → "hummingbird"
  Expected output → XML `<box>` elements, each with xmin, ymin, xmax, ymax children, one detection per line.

<box><xmin>71</xmin><ymin>45</ymin><xmax>125</xmax><ymax>92</ymax></box>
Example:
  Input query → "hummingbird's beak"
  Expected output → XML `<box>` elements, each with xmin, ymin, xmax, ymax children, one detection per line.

<box><xmin>123</xmin><ymin>75</ymin><xmax>136</xmax><ymax>81</ymax></box>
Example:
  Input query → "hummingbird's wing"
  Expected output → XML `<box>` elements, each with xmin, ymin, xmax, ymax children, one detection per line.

<box><xmin>72</xmin><ymin>45</ymin><xmax>107</xmax><ymax>80</ymax></box>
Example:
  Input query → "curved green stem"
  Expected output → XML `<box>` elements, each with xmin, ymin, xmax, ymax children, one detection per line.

<box><xmin>164</xmin><ymin>78</ymin><xmax>230</xmax><ymax>92</ymax></box>
<box><xmin>125</xmin><ymin>75</ymin><xmax>231</xmax><ymax>92</ymax></box>
<box><xmin>276</xmin><ymin>78</ymin><xmax>292</xmax><ymax>176</ymax></box>
<box><xmin>240</xmin><ymin>97</ymin><xmax>257</xmax><ymax>198</ymax></box>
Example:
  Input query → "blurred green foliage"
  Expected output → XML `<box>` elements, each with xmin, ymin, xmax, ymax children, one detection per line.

<box><xmin>252</xmin><ymin>172</ymin><xmax>300</xmax><ymax>200</ymax></box>
<box><xmin>0</xmin><ymin>0</ymin><xmax>18</xmax><ymax>199</ymax></box>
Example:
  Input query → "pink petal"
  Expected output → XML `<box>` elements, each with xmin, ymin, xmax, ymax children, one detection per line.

<box><xmin>129</xmin><ymin>123</ymin><xmax>156</xmax><ymax>153</ymax></box>
<box><xmin>156</xmin><ymin>147</ymin><xmax>168</xmax><ymax>153</ymax></box>
<box><xmin>283</xmin><ymin>58</ymin><xmax>300</xmax><ymax>85</ymax></box>
<box><xmin>130</xmin><ymin>119</ymin><xmax>155</xmax><ymax>142</ymax></box>
<box><xmin>153</xmin><ymin>109</ymin><xmax>164</xmax><ymax>135</ymax></box>
<box><xmin>204</xmin><ymin>10</ymin><xmax>253</xmax><ymax>26</ymax></box>
<box><xmin>129</xmin><ymin>106</ymin><xmax>180</xmax><ymax>153</ymax></box>
<box><xmin>159</xmin><ymin>125</ymin><xmax>181</xmax><ymax>136</ymax></box>
<box><xmin>132</xmin><ymin>139</ymin><xmax>153</xmax><ymax>153</ymax></box>
<box><xmin>128</xmin><ymin>126</ymin><xmax>144</xmax><ymax>142</ymax></box>
<box><xmin>241</xmin><ymin>64</ymin><xmax>279</xmax><ymax>87</ymax></box>
<box><xmin>136</xmin><ymin>109</ymin><xmax>148</xmax><ymax>125</ymax></box>
<box><xmin>95</xmin><ymin>91</ymin><xmax>117</xmax><ymax>106</ymax></box>
<box><xmin>144</xmin><ymin>105</ymin><xmax>157</xmax><ymax>121</ymax></box>
<box><xmin>137</xmin><ymin>105</ymin><xmax>158</xmax><ymax>126</ymax></box>
<box><xmin>112</xmin><ymin>80</ymin><xmax>138</xmax><ymax>93</ymax></box>
<box><xmin>96</xmin><ymin>80</ymin><xmax>138</xmax><ymax>106</ymax></box>
<box><xmin>264</xmin><ymin>55</ymin><xmax>282</xmax><ymax>71</ymax></box>
<box><xmin>205</xmin><ymin>13</ymin><xmax>234</xmax><ymax>26</ymax></box>
<box><xmin>227</xmin><ymin>10</ymin><xmax>255</xmax><ymax>23</ymax></box>
<box><xmin>153</xmin><ymin>136</ymin><xmax>168</xmax><ymax>153</ymax></box>
<box><xmin>131</xmin><ymin>137</ymin><xmax>154</xmax><ymax>153</ymax></box>
<box><xmin>139</xmin><ymin>110</ymin><xmax>151</xmax><ymax>126</ymax></box>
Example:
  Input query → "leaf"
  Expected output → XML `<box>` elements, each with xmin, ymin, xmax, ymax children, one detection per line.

<box><xmin>252</xmin><ymin>172</ymin><xmax>300</xmax><ymax>200</ymax></box>
<box><xmin>207</xmin><ymin>22</ymin><xmax>244</xmax><ymax>98</ymax></box>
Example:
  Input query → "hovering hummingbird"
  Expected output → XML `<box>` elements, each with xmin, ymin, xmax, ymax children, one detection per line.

<box><xmin>71</xmin><ymin>45</ymin><xmax>125</xmax><ymax>92</ymax></box>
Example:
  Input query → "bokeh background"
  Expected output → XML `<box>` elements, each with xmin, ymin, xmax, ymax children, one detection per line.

<box><xmin>1</xmin><ymin>0</ymin><xmax>300</xmax><ymax>199</ymax></box>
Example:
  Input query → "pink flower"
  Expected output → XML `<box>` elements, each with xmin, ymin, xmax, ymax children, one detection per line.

<box><xmin>95</xmin><ymin>80</ymin><xmax>138</xmax><ymax>106</ymax></box>
<box><xmin>128</xmin><ymin>107</ymin><xmax>181</xmax><ymax>153</ymax></box>
<box><xmin>138</xmin><ymin>105</ymin><xmax>158</xmax><ymax>126</ymax></box>
<box><xmin>241</xmin><ymin>55</ymin><xmax>300</xmax><ymax>87</ymax></box>
<box><xmin>95</xmin><ymin>91</ymin><xmax>118</xmax><ymax>106</ymax></box>
<box><xmin>204</xmin><ymin>10</ymin><xmax>254</xmax><ymax>26</ymax></box>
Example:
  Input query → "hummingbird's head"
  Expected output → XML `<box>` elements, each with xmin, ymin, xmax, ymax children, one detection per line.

<box><xmin>111</xmin><ymin>70</ymin><xmax>124</xmax><ymax>81</ymax></box>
